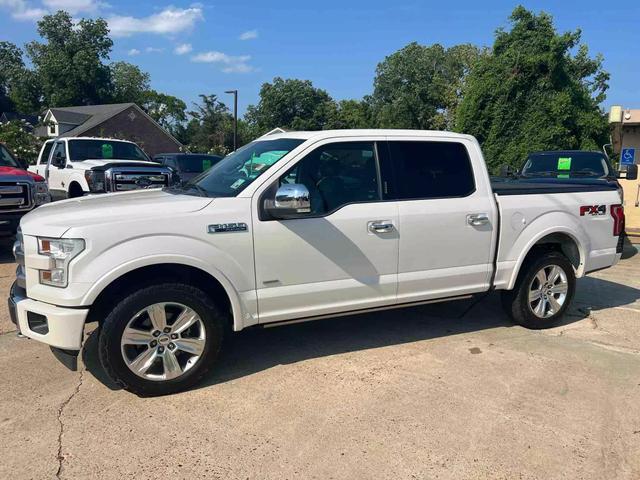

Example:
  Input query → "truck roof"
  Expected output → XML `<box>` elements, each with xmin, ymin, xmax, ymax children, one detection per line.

<box><xmin>259</xmin><ymin>129</ymin><xmax>476</xmax><ymax>142</ymax></box>
<box><xmin>43</xmin><ymin>136</ymin><xmax>138</xmax><ymax>144</ymax></box>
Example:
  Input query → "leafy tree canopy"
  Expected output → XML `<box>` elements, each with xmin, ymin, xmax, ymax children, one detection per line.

<box><xmin>456</xmin><ymin>6</ymin><xmax>610</xmax><ymax>172</ymax></box>
<box><xmin>111</xmin><ymin>61</ymin><xmax>150</xmax><ymax>105</ymax></box>
<box><xmin>245</xmin><ymin>77</ymin><xmax>335</xmax><ymax>132</ymax></box>
<box><xmin>26</xmin><ymin>11</ymin><xmax>113</xmax><ymax>107</ymax></box>
<box><xmin>372</xmin><ymin>42</ymin><xmax>483</xmax><ymax>130</ymax></box>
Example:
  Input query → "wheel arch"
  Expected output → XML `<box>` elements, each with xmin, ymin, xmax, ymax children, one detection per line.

<box><xmin>507</xmin><ymin>229</ymin><xmax>585</xmax><ymax>290</ymax></box>
<box><xmin>85</xmin><ymin>262</ymin><xmax>246</xmax><ymax>332</ymax></box>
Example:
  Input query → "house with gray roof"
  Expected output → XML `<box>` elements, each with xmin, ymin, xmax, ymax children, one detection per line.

<box><xmin>38</xmin><ymin>103</ymin><xmax>183</xmax><ymax>156</ymax></box>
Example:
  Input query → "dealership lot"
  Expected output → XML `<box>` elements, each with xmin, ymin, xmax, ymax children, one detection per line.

<box><xmin>1</xmin><ymin>244</ymin><xmax>639</xmax><ymax>479</ymax></box>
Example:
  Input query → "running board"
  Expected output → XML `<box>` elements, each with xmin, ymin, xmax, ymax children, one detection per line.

<box><xmin>260</xmin><ymin>294</ymin><xmax>475</xmax><ymax>329</ymax></box>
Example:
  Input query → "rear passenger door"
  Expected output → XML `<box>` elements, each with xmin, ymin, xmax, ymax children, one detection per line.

<box><xmin>383</xmin><ymin>138</ymin><xmax>496</xmax><ymax>302</ymax></box>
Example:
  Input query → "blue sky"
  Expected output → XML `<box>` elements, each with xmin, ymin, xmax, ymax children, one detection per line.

<box><xmin>1</xmin><ymin>0</ymin><xmax>638</xmax><ymax>115</ymax></box>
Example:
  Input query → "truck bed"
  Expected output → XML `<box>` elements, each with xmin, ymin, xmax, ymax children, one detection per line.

<box><xmin>491</xmin><ymin>178</ymin><xmax>618</xmax><ymax>195</ymax></box>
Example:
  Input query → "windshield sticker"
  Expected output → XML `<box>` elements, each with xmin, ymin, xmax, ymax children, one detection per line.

<box><xmin>557</xmin><ymin>157</ymin><xmax>572</xmax><ymax>171</ymax></box>
<box><xmin>202</xmin><ymin>159</ymin><xmax>212</xmax><ymax>170</ymax></box>
<box><xmin>102</xmin><ymin>143</ymin><xmax>114</xmax><ymax>158</ymax></box>
<box><xmin>230</xmin><ymin>178</ymin><xmax>246</xmax><ymax>190</ymax></box>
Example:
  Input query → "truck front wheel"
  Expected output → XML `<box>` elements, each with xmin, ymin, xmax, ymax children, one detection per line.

<box><xmin>501</xmin><ymin>251</ymin><xmax>576</xmax><ymax>329</ymax></box>
<box><xmin>98</xmin><ymin>283</ymin><xmax>225</xmax><ymax>396</ymax></box>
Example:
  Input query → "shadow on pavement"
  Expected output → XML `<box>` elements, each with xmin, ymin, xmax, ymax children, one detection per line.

<box><xmin>82</xmin><ymin>275</ymin><xmax>640</xmax><ymax>394</ymax></box>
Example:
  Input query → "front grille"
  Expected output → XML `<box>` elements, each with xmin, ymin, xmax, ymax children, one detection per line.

<box><xmin>13</xmin><ymin>229</ymin><xmax>26</xmax><ymax>289</ymax></box>
<box><xmin>106</xmin><ymin>167</ymin><xmax>170</xmax><ymax>192</ymax></box>
<box><xmin>0</xmin><ymin>182</ymin><xmax>31</xmax><ymax>211</ymax></box>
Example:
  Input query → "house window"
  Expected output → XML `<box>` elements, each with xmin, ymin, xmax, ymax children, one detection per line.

<box><xmin>49</xmin><ymin>124</ymin><xmax>56</xmax><ymax>135</ymax></box>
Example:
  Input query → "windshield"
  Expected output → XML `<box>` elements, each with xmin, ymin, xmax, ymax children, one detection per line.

<box><xmin>176</xmin><ymin>155</ymin><xmax>222</xmax><ymax>173</ymax></box>
<box><xmin>188</xmin><ymin>138</ymin><xmax>305</xmax><ymax>196</ymax></box>
<box><xmin>0</xmin><ymin>145</ymin><xmax>20</xmax><ymax>168</ymax></box>
<box><xmin>522</xmin><ymin>152</ymin><xmax>610</xmax><ymax>178</ymax></box>
<box><xmin>68</xmin><ymin>139</ymin><xmax>150</xmax><ymax>162</ymax></box>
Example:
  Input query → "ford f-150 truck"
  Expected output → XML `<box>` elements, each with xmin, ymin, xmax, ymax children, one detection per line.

<box><xmin>30</xmin><ymin>137</ymin><xmax>172</xmax><ymax>200</ymax></box>
<box><xmin>0</xmin><ymin>143</ymin><xmax>50</xmax><ymax>235</ymax></box>
<box><xmin>10</xmin><ymin>130</ymin><xmax>626</xmax><ymax>396</ymax></box>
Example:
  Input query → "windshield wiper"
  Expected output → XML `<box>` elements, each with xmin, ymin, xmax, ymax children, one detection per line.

<box><xmin>168</xmin><ymin>183</ymin><xmax>209</xmax><ymax>197</ymax></box>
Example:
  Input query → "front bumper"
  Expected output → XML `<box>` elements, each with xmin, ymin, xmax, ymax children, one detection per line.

<box><xmin>0</xmin><ymin>212</ymin><xmax>26</xmax><ymax>236</ymax></box>
<box><xmin>9</xmin><ymin>282</ymin><xmax>88</xmax><ymax>350</ymax></box>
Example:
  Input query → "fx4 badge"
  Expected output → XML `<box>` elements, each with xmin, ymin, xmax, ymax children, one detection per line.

<box><xmin>580</xmin><ymin>205</ymin><xmax>606</xmax><ymax>216</ymax></box>
<box><xmin>208</xmin><ymin>223</ymin><xmax>248</xmax><ymax>233</ymax></box>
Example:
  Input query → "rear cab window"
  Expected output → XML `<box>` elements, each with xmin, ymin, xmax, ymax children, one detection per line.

<box><xmin>383</xmin><ymin>141</ymin><xmax>475</xmax><ymax>200</ymax></box>
<box><xmin>521</xmin><ymin>152</ymin><xmax>611</xmax><ymax>179</ymax></box>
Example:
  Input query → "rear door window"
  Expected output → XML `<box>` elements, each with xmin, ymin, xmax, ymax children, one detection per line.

<box><xmin>386</xmin><ymin>141</ymin><xmax>475</xmax><ymax>200</ymax></box>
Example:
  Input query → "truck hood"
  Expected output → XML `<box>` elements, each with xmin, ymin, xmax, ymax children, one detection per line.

<box><xmin>20</xmin><ymin>189</ymin><xmax>214</xmax><ymax>238</ymax></box>
<box><xmin>72</xmin><ymin>159</ymin><xmax>160</xmax><ymax>170</ymax></box>
<box><xmin>0</xmin><ymin>165</ymin><xmax>44</xmax><ymax>182</ymax></box>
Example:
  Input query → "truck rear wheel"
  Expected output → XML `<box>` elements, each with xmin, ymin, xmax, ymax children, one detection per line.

<box><xmin>501</xmin><ymin>251</ymin><xmax>575</xmax><ymax>329</ymax></box>
<box><xmin>98</xmin><ymin>283</ymin><xmax>225</xmax><ymax>396</ymax></box>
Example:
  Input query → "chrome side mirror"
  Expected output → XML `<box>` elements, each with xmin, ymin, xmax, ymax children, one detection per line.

<box><xmin>266</xmin><ymin>184</ymin><xmax>311</xmax><ymax>218</ymax></box>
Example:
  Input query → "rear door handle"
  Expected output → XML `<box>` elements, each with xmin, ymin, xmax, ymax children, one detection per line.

<box><xmin>467</xmin><ymin>213</ymin><xmax>490</xmax><ymax>226</ymax></box>
<box><xmin>368</xmin><ymin>220</ymin><xmax>394</xmax><ymax>233</ymax></box>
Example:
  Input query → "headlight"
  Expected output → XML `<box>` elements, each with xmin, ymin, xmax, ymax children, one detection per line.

<box><xmin>34</xmin><ymin>181</ymin><xmax>51</xmax><ymax>205</ymax></box>
<box><xmin>85</xmin><ymin>170</ymin><xmax>106</xmax><ymax>193</ymax></box>
<box><xmin>37</xmin><ymin>238</ymin><xmax>85</xmax><ymax>288</ymax></box>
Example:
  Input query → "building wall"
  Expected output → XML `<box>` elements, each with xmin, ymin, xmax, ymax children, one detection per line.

<box><xmin>619</xmin><ymin>126</ymin><xmax>640</xmax><ymax>237</ymax></box>
<box><xmin>84</xmin><ymin>106</ymin><xmax>182</xmax><ymax>157</ymax></box>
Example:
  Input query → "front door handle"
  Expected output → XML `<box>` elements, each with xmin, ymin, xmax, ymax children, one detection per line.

<box><xmin>467</xmin><ymin>213</ymin><xmax>490</xmax><ymax>226</ymax></box>
<box><xmin>368</xmin><ymin>220</ymin><xmax>394</xmax><ymax>233</ymax></box>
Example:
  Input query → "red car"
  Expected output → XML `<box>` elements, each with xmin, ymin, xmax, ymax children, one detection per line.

<box><xmin>0</xmin><ymin>143</ymin><xmax>50</xmax><ymax>236</ymax></box>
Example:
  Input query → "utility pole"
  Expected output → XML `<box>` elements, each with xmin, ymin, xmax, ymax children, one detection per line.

<box><xmin>225</xmin><ymin>89</ymin><xmax>238</xmax><ymax>151</ymax></box>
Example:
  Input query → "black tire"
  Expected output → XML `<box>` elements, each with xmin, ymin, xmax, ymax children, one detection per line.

<box><xmin>98</xmin><ymin>282</ymin><xmax>225</xmax><ymax>396</ymax></box>
<box><xmin>68</xmin><ymin>183</ymin><xmax>84</xmax><ymax>198</ymax></box>
<box><xmin>501</xmin><ymin>250</ymin><xmax>576</xmax><ymax>329</ymax></box>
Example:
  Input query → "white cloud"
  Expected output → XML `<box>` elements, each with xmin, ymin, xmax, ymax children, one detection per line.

<box><xmin>108</xmin><ymin>6</ymin><xmax>204</xmax><ymax>37</ymax></box>
<box><xmin>174</xmin><ymin>43</ymin><xmax>192</xmax><ymax>55</ymax></box>
<box><xmin>239</xmin><ymin>29</ymin><xmax>257</xmax><ymax>41</ymax></box>
<box><xmin>0</xmin><ymin>0</ymin><xmax>47</xmax><ymax>20</ymax></box>
<box><xmin>42</xmin><ymin>0</ymin><xmax>104</xmax><ymax>14</ymax></box>
<box><xmin>127</xmin><ymin>48</ymin><xmax>141</xmax><ymax>56</ymax></box>
<box><xmin>145</xmin><ymin>46</ymin><xmax>164</xmax><ymax>53</ymax></box>
<box><xmin>191</xmin><ymin>50</ymin><xmax>254</xmax><ymax>73</ymax></box>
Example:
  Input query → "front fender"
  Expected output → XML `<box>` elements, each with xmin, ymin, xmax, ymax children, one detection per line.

<box><xmin>72</xmin><ymin>234</ymin><xmax>257</xmax><ymax>330</ymax></box>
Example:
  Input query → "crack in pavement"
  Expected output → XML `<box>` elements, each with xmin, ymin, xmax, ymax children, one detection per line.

<box><xmin>55</xmin><ymin>368</ymin><xmax>84</xmax><ymax>480</ymax></box>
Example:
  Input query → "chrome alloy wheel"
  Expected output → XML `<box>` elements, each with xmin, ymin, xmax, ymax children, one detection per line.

<box><xmin>528</xmin><ymin>265</ymin><xmax>569</xmax><ymax>318</ymax></box>
<box><xmin>120</xmin><ymin>302</ymin><xmax>206</xmax><ymax>381</ymax></box>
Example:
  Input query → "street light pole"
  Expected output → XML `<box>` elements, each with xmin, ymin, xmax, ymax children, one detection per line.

<box><xmin>225</xmin><ymin>89</ymin><xmax>238</xmax><ymax>151</ymax></box>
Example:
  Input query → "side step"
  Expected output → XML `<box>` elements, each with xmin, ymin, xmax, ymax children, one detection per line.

<box><xmin>260</xmin><ymin>294</ymin><xmax>475</xmax><ymax>329</ymax></box>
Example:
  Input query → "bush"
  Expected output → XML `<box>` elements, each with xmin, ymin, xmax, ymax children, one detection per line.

<box><xmin>0</xmin><ymin>119</ymin><xmax>43</xmax><ymax>164</ymax></box>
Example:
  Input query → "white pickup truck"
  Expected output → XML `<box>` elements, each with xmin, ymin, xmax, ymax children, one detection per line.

<box><xmin>30</xmin><ymin>137</ymin><xmax>172</xmax><ymax>200</ymax></box>
<box><xmin>10</xmin><ymin>130</ymin><xmax>627</xmax><ymax>396</ymax></box>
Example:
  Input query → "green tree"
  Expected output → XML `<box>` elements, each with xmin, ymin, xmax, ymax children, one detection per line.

<box><xmin>26</xmin><ymin>11</ymin><xmax>113</xmax><ymax>107</ymax></box>
<box><xmin>245</xmin><ymin>77</ymin><xmax>336</xmax><ymax>132</ymax></box>
<box><xmin>372</xmin><ymin>42</ymin><xmax>482</xmax><ymax>130</ymax></box>
<box><xmin>110</xmin><ymin>61</ymin><xmax>150</xmax><ymax>104</ymax></box>
<box><xmin>0</xmin><ymin>41</ymin><xmax>42</xmax><ymax>114</ymax></box>
<box><xmin>456</xmin><ymin>6</ymin><xmax>610</xmax><ymax>172</ymax></box>
<box><xmin>326</xmin><ymin>99</ymin><xmax>374</xmax><ymax>129</ymax></box>
<box><xmin>142</xmin><ymin>90</ymin><xmax>187</xmax><ymax>137</ymax></box>
<box><xmin>186</xmin><ymin>94</ymin><xmax>234</xmax><ymax>154</ymax></box>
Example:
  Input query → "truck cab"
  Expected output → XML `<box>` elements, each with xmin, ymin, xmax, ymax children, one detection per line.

<box><xmin>31</xmin><ymin>137</ymin><xmax>172</xmax><ymax>199</ymax></box>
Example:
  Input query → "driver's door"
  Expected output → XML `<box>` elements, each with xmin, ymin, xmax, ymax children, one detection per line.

<box><xmin>252</xmin><ymin>139</ymin><xmax>399</xmax><ymax>324</ymax></box>
<box><xmin>46</xmin><ymin>141</ymin><xmax>68</xmax><ymax>200</ymax></box>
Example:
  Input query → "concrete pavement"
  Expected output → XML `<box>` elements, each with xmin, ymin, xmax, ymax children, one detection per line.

<box><xmin>1</xmin><ymin>245</ymin><xmax>639</xmax><ymax>479</ymax></box>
